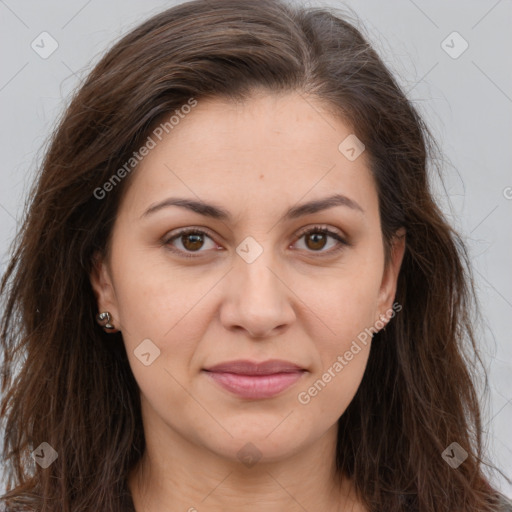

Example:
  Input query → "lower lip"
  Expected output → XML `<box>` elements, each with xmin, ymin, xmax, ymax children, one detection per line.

<box><xmin>204</xmin><ymin>370</ymin><xmax>305</xmax><ymax>399</ymax></box>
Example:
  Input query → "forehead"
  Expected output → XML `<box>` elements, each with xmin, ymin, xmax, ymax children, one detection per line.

<box><xmin>118</xmin><ymin>92</ymin><xmax>378</xmax><ymax>222</ymax></box>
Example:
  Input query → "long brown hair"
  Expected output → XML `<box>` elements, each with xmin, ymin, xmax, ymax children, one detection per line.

<box><xmin>0</xmin><ymin>0</ymin><xmax>507</xmax><ymax>510</ymax></box>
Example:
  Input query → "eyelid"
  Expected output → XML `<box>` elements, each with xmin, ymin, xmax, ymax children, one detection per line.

<box><xmin>163</xmin><ymin>224</ymin><xmax>350</xmax><ymax>258</ymax></box>
<box><xmin>294</xmin><ymin>224</ymin><xmax>348</xmax><ymax>242</ymax></box>
<box><xmin>162</xmin><ymin>226</ymin><xmax>221</xmax><ymax>258</ymax></box>
<box><xmin>291</xmin><ymin>225</ymin><xmax>350</xmax><ymax>255</ymax></box>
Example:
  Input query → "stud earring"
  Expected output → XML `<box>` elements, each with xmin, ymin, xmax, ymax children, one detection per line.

<box><xmin>96</xmin><ymin>311</ymin><xmax>117</xmax><ymax>333</ymax></box>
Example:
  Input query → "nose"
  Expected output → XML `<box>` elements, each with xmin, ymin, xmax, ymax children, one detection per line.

<box><xmin>220</xmin><ymin>249</ymin><xmax>296</xmax><ymax>339</ymax></box>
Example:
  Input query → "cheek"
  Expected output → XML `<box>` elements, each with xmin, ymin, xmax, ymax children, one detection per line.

<box><xmin>109</xmin><ymin>231</ymin><xmax>189</xmax><ymax>338</ymax></box>
<box><xmin>296</xmin><ymin>259</ymin><xmax>381</xmax><ymax>413</ymax></box>
<box><xmin>301</xmin><ymin>259</ymin><xmax>383</xmax><ymax>347</ymax></box>
<box><xmin>108</xmin><ymin>250</ymin><xmax>204</xmax><ymax>398</ymax></box>
<box><xmin>297</xmin><ymin>329</ymin><xmax>372</xmax><ymax>420</ymax></box>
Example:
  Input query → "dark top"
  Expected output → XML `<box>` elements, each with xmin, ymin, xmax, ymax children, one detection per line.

<box><xmin>119</xmin><ymin>482</ymin><xmax>512</xmax><ymax>512</ymax></box>
<box><xmin>2</xmin><ymin>483</ymin><xmax>511</xmax><ymax>510</ymax></box>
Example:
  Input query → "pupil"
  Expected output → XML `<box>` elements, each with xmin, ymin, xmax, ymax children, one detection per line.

<box><xmin>183</xmin><ymin>233</ymin><xmax>203</xmax><ymax>251</ymax></box>
<box><xmin>308</xmin><ymin>233</ymin><xmax>326</xmax><ymax>250</ymax></box>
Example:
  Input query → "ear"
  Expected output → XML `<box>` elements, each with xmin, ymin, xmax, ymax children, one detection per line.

<box><xmin>89</xmin><ymin>250</ymin><xmax>121</xmax><ymax>330</ymax></box>
<box><xmin>376</xmin><ymin>228</ymin><xmax>406</xmax><ymax>323</ymax></box>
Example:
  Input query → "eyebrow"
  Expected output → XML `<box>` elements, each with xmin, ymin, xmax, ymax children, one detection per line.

<box><xmin>140</xmin><ymin>193</ymin><xmax>364</xmax><ymax>221</ymax></box>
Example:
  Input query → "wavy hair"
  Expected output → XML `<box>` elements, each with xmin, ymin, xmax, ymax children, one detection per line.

<box><xmin>1</xmin><ymin>0</ymin><xmax>507</xmax><ymax>510</ymax></box>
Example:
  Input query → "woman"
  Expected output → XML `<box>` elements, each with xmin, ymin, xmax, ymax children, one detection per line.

<box><xmin>1</xmin><ymin>0</ymin><xmax>510</xmax><ymax>510</ymax></box>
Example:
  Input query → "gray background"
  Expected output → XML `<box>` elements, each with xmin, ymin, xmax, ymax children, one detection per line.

<box><xmin>1</xmin><ymin>0</ymin><xmax>511</xmax><ymax>499</ymax></box>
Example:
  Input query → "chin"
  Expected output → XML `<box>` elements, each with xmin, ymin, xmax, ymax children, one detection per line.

<box><xmin>206</xmin><ymin>420</ymin><xmax>310</xmax><ymax>461</ymax></box>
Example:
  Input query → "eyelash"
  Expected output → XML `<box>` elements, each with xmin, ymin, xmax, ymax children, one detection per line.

<box><xmin>162</xmin><ymin>225</ymin><xmax>350</xmax><ymax>259</ymax></box>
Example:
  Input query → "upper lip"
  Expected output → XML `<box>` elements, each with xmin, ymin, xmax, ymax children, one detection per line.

<box><xmin>204</xmin><ymin>359</ymin><xmax>306</xmax><ymax>375</ymax></box>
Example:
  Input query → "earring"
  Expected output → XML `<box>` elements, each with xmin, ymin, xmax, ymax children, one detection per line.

<box><xmin>96</xmin><ymin>311</ymin><xmax>117</xmax><ymax>333</ymax></box>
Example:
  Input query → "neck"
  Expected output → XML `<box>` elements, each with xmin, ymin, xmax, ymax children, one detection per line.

<box><xmin>128</xmin><ymin>405</ymin><xmax>365</xmax><ymax>512</ymax></box>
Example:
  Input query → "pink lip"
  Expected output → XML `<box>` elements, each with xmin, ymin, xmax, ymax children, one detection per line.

<box><xmin>203</xmin><ymin>359</ymin><xmax>307</xmax><ymax>399</ymax></box>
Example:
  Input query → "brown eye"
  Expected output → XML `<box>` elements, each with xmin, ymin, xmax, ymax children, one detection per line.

<box><xmin>304</xmin><ymin>231</ymin><xmax>328</xmax><ymax>251</ymax></box>
<box><xmin>294</xmin><ymin>227</ymin><xmax>349</xmax><ymax>255</ymax></box>
<box><xmin>180</xmin><ymin>232</ymin><xmax>205</xmax><ymax>251</ymax></box>
<box><xmin>164</xmin><ymin>229</ymin><xmax>218</xmax><ymax>257</ymax></box>
<box><xmin>163</xmin><ymin>225</ymin><xmax>349</xmax><ymax>259</ymax></box>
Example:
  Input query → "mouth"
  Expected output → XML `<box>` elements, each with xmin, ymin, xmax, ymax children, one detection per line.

<box><xmin>202</xmin><ymin>359</ymin><xmax>307</xmax><ymax>399</ymax></box>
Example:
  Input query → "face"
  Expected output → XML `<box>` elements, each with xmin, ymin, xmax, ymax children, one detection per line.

<box><xmin>90</xmin><ymin>91</ymin><xmax>405</xmax><ymax>465</ymax></box>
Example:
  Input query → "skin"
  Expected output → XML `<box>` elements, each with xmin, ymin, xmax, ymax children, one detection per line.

<box><xmin>90</xmin><ymin>90</ymin><xmax>406</xmax><ymax>512</ymax></box>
